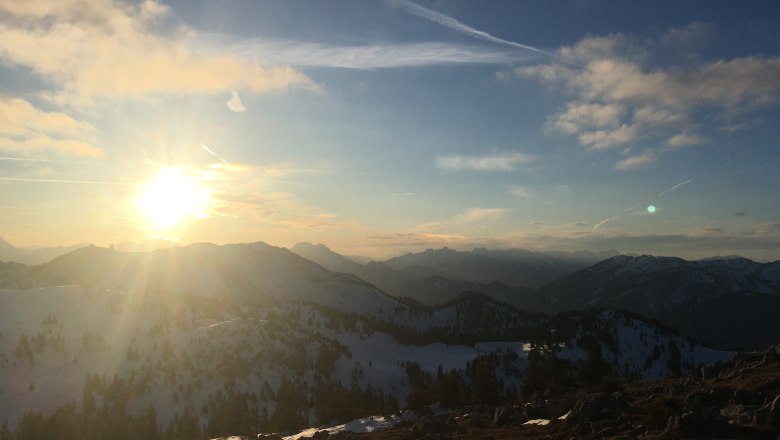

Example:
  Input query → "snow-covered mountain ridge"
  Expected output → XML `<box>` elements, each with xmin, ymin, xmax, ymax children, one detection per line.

<box><xmin>537</xmin><ymin>254</ymin><xmax>780</xmax><ymax>350</ymax></box>
<box><xmin>0</xmin><ymin>243</ymin><xmax>736</xmax><ymax>438</ymax></box>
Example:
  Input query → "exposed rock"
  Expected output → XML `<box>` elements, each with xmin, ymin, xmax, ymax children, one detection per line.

<box><xmin>720</xmin><ymin>403</ymin><xmax>759</xmax><ymax>426</ymax></box>
<box><xmin>490</xmin><ymin>405</ymin><xmax>525</xmax><ymax>427</ymax></box>
<box><xmin>664</xmin><ymin>415</ymin><xmax>680</xmax><ymax>434</ymax></box>
<box><xmin>272</xmin><ymin>343</ymin><xmax>780</xmax><ymax>440</ymax></box>
<box><xmin>701</xmin><ymin>363</ymin><xmax>719</xmax><ymax>380</ymax></box>
<box><xmin>567</xmin><ymin>393</ymin><xmax>617</xmax><ymax>425</ymax></box>
<box><xmin>770</xmin><ymin>394</ymin><xmax>780</xmax><ymax>429</ymax></box>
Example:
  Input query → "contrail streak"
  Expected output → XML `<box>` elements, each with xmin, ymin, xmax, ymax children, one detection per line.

<box><xmin>201</xmin><ymin>143</ymin><xmax>230</xmax><ymax>165</ymax></box>
<box><xmin>0</xmin><ymin>177</ymin><xmax>132</xmax><ymax>186</ymax></box>
<box><xmin>0</xmin><ymin>156</ymin><xmax>99</xmax><ymax>165</ymax></box>
<box><xmin>592</xmin><ymin>179</ymin><xmax>693</xmax><ymax>232</ymax></box>
<box><xmin>394</xmin><ymin>0</ymin><xmax>575</xmax><ymax>65</ymax></box>
<box><xmin>658</xmin><ymin>179</ymin><xmax>692</xmax><ymax>198</ymax></box>
<box><xmin>592</xmin><ymin>217</ymin><xmax>613</xmax><ymax>231</ymax></box>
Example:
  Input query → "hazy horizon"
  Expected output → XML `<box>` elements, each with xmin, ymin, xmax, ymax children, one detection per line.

<box><xmin>1</xmin><ymin>0</ymin><xmax>779</xmax><ymax>262</ymax></box>
<box><xmin>4</xmin><ymin>234</ymin><xmax>779</xmax><ymax>263</ymax></box>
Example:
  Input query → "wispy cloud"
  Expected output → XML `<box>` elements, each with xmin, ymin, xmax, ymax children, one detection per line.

<box><xmin>226</xmin><ymin>39</ymin><xmax>528</xmax><ymax>69</ymax></box>
<box><xmin>207</xmin><ymin>163</ymin><xmax>249</xmax><ymax>172</ymax></box>
<box><xmin>364</xmin><ymin>232</ymin><xmax>467</xmax><ymax>249</ymax></box>
<box><xmin>666</xmin><ymin>133</ymin><xmax>706</xmax><ymax>148</ymax></box>
<box><xmin>0</xmin><ymin>177</ymin><xmax>132</xmax><ymax>185</ymax></box>
<box><xmin>455</xmin><ymin>207</ymin><xmax>507</xmax><ymax>223</ymax></box>
<box><xmin>532</xmin><ymin>221</ymin><xmax>589</xmax><ymax>230</ymax></box>
<box><xmin>661</xmin><ymin>22</ymin><xmax>716</xmax><ymax>51</ymax></box>
<box><xmin>509</xmin><ymin>185</ymin><xmax>531</xmax><ymax>197</ymax></box>
<box><xmin>0</xmin><ymin>136</ymin><xmax>102</xmax><ymax>158</ymax></box>
<box><xmin>0</xmin><ymin>156</ymin><xmax>99</xmax><ymax>165</ymax></box>
<box><xmin>226</xmin><ymin>90</ymin><xmax>246</xmax><ymax>112</ymax></box>
<box><xmin>615</xmin><ymin>149</ymin><xmax>657</xmax><ymax>170</ymax></box>
<box><xmin>436</xmin><ymin>152</ymin><xmax>537</xmax><ymax>171</ymax></box>
<box><xmin>508</xmin><ymin>226</ymin><xmax>780</xmax><ymax>261</ymax></box>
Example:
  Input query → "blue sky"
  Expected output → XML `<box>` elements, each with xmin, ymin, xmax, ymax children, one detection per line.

<box><xmin>1</xmin><ymin>0</ymin><xmax>779</xmax><ymax>260</ymax></box>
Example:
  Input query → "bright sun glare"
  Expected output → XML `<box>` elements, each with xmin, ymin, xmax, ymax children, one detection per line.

<box><xmin>137</xmin><ymin>168</ymin><xmax>209</xmax><ymax>229</ymax></box>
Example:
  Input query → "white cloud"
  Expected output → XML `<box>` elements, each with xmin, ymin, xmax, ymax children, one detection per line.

<box><xmin>0</xmin><ymin>0</ymin><xmax>317</xmax><ymax>157</ymax></box>
<box><xmin>526</xmin><ymin>50</ymin><xmax>780</xmax><ymax>116</ymax></box>
<box><xmin>455</xmin><ymin>207</ymin><xmax>507</xmax><ymax>223</ymax></box>
<box><xmin>0</xmin><ymin>97</ymin><xmax>93</xmax><ymax>138</ymax></box>
<box><xmin>552</xmin><ymin>102</ymin><xmax>626</xmax><ymax>134</ymax></box>
<box><xmin>577</xmin><ymin>124</ymin><xmax>639</xmax><ymax>150</ymax></box>
<box><xmin>509</xmin><ymin>185</ymin><xmax>531</xmax><ymax>197</ymax></box>
<box><xmin>518</xmin><ymin>27</ymin><xmax>780</xmax><ymax>168</ymax></box>
<box><xmin>226</xmin><ymin>90</ymin><xmax>246</xmax><ymax>112</ymax></box>
<box><xmin>0</xmin><ymin>96</ymin><xmax>101</xmax><ymax>157</ymax></box>
<box><xmin>0</xmin><ymin>0</ymin><xmax>315</xmax><ymax>105</ymax></box>
<box><xmin>661</xmin><ymin>22</ymin><xmax>715</xmax><ymax>50</ymax></box>
<box><xmin>666</xmin><ymin>132</ymin><xmax>706</xmax><ymax>148</ymax></box>
<box><xmin>435</xmin><ymin>152</ymin><xmax>537</xmax><ymax>171</ymax></box>
<box><xmin>558</xmin><ymin>33</ymin><xmax>647</xmax><ymax>64</ymax></box>
<box><xmin>615</xmin><ymin>149</ymin><xmax>657</xmax><ymax>170</ymax></box>
<box><xmin>632</xmin><ymin>106</ymin><xmax>688</xmax><ymax>127</ymax></box>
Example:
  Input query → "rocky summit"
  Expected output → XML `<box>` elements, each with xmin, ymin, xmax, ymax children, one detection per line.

<box><xmin>307</xmin><ymin>344</ymin><xmax>780</xmax><ymax>440</ymax></box>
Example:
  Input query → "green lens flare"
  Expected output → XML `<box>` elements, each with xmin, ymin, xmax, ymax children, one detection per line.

<box><xmin>647</xmin><ymin>205</ymin><xmax>656</xmax><ymax>213</ymax></box>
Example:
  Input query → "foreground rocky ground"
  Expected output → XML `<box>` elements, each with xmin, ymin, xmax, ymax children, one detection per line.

<box><xmin>255</xmin><ymin>344</ymin><xmax>780</xmax><ymax>440</ymax></box>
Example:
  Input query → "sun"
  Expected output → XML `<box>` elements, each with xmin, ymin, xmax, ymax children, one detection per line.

<box><xmin>136</xmin><ymin>168</ymin><xmax>209</xmax><ymax>229</ymax></box>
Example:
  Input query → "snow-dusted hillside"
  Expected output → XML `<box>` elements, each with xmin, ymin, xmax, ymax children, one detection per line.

<box><xmin>541</xmin><ymin>255</ymin><xmax>780</xmax><ymax>309</ymax></box>
<box><xmin>537</xmin><ymin>254</ymin><xmax>780</xmax><ymax>349</ymax></box>
<box><xmin>0</xmin><ymin>243</ymin><xmax>737</xmax><ymax>437</ymax></box>
<box><xmin>0</xmin><ymin>287</ymin><xmax>732</xmax><ymax>433</ymax></box>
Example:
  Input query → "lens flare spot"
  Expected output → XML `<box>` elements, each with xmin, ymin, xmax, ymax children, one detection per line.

<box><xmin>647</xmin><ymin>205</ymin><xmax>657</xmax><ymax>213</ymax></box>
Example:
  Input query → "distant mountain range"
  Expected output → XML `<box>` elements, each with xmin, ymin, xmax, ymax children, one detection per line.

<box><xmin>0</xmin><ymin>237</ymin><xmax>86</xmax><ymax>265</ymax></box>
<box><xmin>536</xmin><ymin>254</ymin><xmax>780</xmax><ymax>350</ymax></box>
<box><xmin>0</xmin><ymin>238</ymin><xmax>178</xmax><ymax>266</ymax></box>
<box><xmin>381</xmin><ymin>246</ymin><xmax>616</xmax><ymax>288</ymax></box>
<box><xmin>4</xmin><ymin>239</ymin><xmax>778</xmax><ymax>351</ymax></box>
<box><xmin>290</xmin><ymin>243</ymin><xmax>780</xmax><ymax>350</ymax></box>
<box><xmin>290</xmin><ymin>243</ymin><xmax>616</xmax><ymax>307</ymax></box>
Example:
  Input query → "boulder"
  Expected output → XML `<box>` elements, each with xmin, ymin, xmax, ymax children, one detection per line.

<box><xmin>567</xmin><ymin>393</ymin><xmax>617</xmax><ymax>425</ymax></box>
